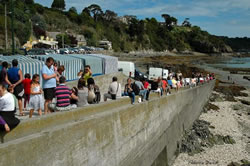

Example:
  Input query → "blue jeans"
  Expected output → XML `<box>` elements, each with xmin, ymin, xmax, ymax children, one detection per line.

<box><xmin>122</xmin><ymin>92</ymin><xmax>135</xmax><ymax>103</ymax></box>
<box><xmin>139</xmin><ymin>90</ymin><xmax>147</xmax><ymax>100</ymax></box>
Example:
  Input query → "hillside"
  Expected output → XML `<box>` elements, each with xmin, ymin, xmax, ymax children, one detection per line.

<box><xmin>0</xmin><ymin>0</ymin><xmax>242</xmax><ymax>54</ymax></box>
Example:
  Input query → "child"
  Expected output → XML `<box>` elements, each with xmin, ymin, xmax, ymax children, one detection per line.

<box><xmin>53</xmin><ymin>62</ymin><xmax>58</xmax><ymax>72</ymax></box>
<box><xmin>28</xmin><ymin>74</ymin><xmax>43</xmax><ymax>118</ymax></box>
<box><xmin>22</xmin><ymin>73</ymin><xmax>31</xmax><ymax>110</ymax></box>
<box><xmin>70</xmin><ymin>87</ymin><xmax>78</xmax><ymax>106</ymax></box>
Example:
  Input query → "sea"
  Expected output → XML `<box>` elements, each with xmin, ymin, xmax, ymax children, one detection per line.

<box><xmin>209</xmin><ymin>57</ymin><xmax>250</xmax><ymax>69</ymax></box>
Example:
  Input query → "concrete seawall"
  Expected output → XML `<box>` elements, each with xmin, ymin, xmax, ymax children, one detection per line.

<box><xmin>0</xmin><ymin>80</ymin><xmax>215</xmax><ymax>166</ymax></box>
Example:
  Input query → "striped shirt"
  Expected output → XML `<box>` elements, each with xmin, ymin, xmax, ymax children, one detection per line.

<box><xmin>55</xmin><ymin>84</ymin><xmax>71</xmax><ymax>107</ymax></box>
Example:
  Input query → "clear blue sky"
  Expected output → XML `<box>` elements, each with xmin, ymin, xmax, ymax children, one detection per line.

<box><xmin>35</xmin><ymin>0</ymin><xmax>250</xmax><ymax>37</ymax></box>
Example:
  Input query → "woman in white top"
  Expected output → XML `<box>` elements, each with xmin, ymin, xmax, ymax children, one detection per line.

<box><xmin>0</xmin><ymin>83</ymin><xmax>20</xmax><ymax>131</ymax></box>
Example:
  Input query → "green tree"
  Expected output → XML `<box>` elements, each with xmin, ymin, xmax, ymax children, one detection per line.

<box><xmin>69</xmin><ymin>7</ymin><xmax>77</xmax><ymax>13</ymax></box>
<box><xmin>182</xmin><ymin>18</ymin><xmax>191</xmax><ymax>27</ymax></box>
<box><xmin>87</xmin><ymin>4</ymin><xmax>103</xmax><ymax>21</ymax></box>
<box><xmin>56</xmin><ymin>33</ymin><xmax>71</xmax><ymax>48</ymax></box>
<box><xmin>67</xmin><ymin>7</ymin><xmax>79</xmax><ymax>23</ymax></box>
<box><xmin>24</xmin><ymin>0</ymin><xmax>34</xmax><ymax>5</ymax></box>
<box><xmin>34</xmin><ymin>3</ymin><xmax>44</xmax><ymax>14</ymax></box>
<box><xmin>79</xmin><ymin>10</ymin><xmax>95</xmax><ymax>26</ymax></box>
<box><xmin>127</xmin><ymin>17</ymin><xmax>139</xmax><ymax>37</ymax></box>
<box><xmin>82</xmin><ymin>7</ymin><xmax>91</xmax><ymax>16</ymax></box>
<box><xmin>51</xmin><ymin>0</ymin><xmax>65</xmax><ymax>10</ymax></box>
<box><xmin>104</xmin><ymin>10</ymin><xmax>117</xmax><ymax>21</ymax></box>
<box><xmin>161</xmin><ymin>14</ymin><xmax>177</xmax><ymax>31</ymax></box>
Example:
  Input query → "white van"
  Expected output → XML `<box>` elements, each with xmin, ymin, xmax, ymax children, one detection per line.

<box><xmin>118</xmin><ymin>61</ymin><xmax>135</xmax><ymax>77</ymax></box>
<box><xmin>162</xmin><ymin>69</ymin><xmax>169</xmax><ymax>80</ymax></box>
<box><xmin>149</xmin><ymin>67</ymin><xmax>163</xmax><ymax>80</ymax></box>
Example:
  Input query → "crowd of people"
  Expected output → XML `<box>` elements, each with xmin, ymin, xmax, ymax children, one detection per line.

<box><xmin>119</xmin><ymin>71</ymin><xmax>214</xmax><ymax>104</ymax></box>
<box><xmin>0</xmin><ymin>57</ymin><xmax>214</xmax><ymax>132</ymax></box>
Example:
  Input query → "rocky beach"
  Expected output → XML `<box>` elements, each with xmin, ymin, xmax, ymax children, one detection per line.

<box><xmin>173</xmin><ymin>88</ymin><xmax>250</xmax><ymax>166</ymax></box>
<box><xmin>172</xmin><ymin>59</ymin><xmax>250</xmax><ymax>166</ymax></box>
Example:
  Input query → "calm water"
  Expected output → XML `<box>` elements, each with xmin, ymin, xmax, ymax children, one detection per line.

<box><xmin>211</xmin><ymin>57</ymin><xmax>250</xmax><ymax>69</ymax></box>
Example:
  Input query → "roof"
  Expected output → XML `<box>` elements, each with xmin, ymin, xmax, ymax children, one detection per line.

<box><xmin>46</xmin><ymin>32</ymin><xmax>61</xmax><ymax>40</ymax></box>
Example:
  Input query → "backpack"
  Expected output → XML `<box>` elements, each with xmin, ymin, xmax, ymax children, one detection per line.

<box><xmin>88</xmin><ymin>85</ymin><xmax>96</xmax><ymax>103</ymax></box>
<box><xmin>132</xmin><ymin>83</ymin><xmax>140</xmax><ymax>95</ymax></box>
<box><xmin>94</xmin><ymin>85</ymin><xmax>101</xmax><ymax>103</ymax></box>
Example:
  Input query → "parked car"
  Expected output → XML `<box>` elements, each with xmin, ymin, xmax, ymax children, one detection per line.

<box><xmin>135</xmin><ymin>67</ymin><xmax>148</xmax><ymax>80</ymax></box>
<box><xmin>59</xmin><ymin>48</ymin><xmax>69</xmax><ymax>54</ymax></box>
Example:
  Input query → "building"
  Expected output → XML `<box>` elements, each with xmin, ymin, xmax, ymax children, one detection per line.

<box><xmin>35</xmin><ymin>36</ymin><xmax>58</xmax><ymax>49</ymax></box>
<box><xmin>46</xmin><ymin>32</ymin><xmax>61</xmax><ymax>41</ymax></box>
<box><xmin>76</xmin><ymin>35</ymin><xmax>86</xmax><ymax>47</ymax></box>
<box><xmin>98</xmin><ymin>39</ymin><xmax>112</xmax><ymax>50</ymax></box>
<box><xmin>23</xmin><ymin>36</ymin><xmax>58</xmax><ymax>50</ymax></box>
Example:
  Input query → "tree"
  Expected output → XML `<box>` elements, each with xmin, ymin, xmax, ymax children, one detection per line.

<box><xmin>182</xmin><ymin>18</ymin><xmax>191</xmax><ymax>27</ymax></box>
<box><xmin>67</xmin><ymin>7</ymin><xmax>78</xmax><ymax>23</ymax></box>
<box><xmin>69</xmin><ymin>7</ymin><xmax>77</xmax><ymax>14</ymax></box>
<box><xmin>127</xmin><ymin>17</ymin><xmax>139</xmax><ymax>37</ymax></box>
<box><xmin>104</xmin><ymin>10</ymin><xmax>117</xmax><ymax>21</ymax></box>
<box><xmin>24</xmin><ymin>0</ymin><xmax>34</xmax><ymax>5</ymax></box>
<box><xmin>82</xmin><ymin>7</ymin><xmax>91</xmax><ymax>16</ymax></box>
<box><xmin>51</xmin><ymin>0</ymin><xmax>65</xmax><ymax>10</ymax></box>
<box><xmin>161</xmin><ymin>14</ymin><xmax>177</xmax><ymax>31</ymax></box>
<box><xmin>87</xmin><ymin>4</ymin><xmax>103</xmax><ymax>21</ymax></box>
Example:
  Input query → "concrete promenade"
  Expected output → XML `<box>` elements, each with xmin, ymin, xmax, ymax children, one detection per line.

<box><xmin>0</xmin><ymin>74</ymin><xmax>215</xmax><ymax>166</ymax></box>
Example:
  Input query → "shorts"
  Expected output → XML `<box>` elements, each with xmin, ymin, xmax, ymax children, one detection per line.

<box><xmin>13</xmin><ymin>84</ymin><xmax>24</xmax><ymax>100</ymax></box>
<box><xmin>44</xmin><ymin>88</ymin><xmax>55</xmax><ymax>100</ymax></box>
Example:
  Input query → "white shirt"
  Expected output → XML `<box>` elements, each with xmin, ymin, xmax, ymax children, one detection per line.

<box><xmin>108</xmin><ymin>81</ymin><xmax>121</xmax><ymax>97</ymax></box>
<box><xmin>0</xmin><ymin>92</ymin><xmax>15</xmax><ymax>111</ymax></box>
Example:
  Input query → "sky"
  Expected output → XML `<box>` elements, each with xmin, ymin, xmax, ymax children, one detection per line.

<box><xmin>35</xmin><ymin>0</ymin><xmax>250</xmax><ymax>37</ymax></box>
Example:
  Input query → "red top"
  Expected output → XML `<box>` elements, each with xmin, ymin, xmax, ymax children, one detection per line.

<box><xmin>144</xmin><ymin>81</ymin><xmax>149</xmax><ymax>89</ymax></box>
<box><xmin>162</xmin><ymin>80</ymin><xmax>167</xmax><ymax>89</ymax></box>
<box><xmin>22</xmin><ymin>78</ymin><xmax>32</xmax><ymax>95</ymax></box>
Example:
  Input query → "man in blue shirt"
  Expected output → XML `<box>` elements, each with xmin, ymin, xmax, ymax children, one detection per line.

<box><xmin>41</xmin><ymin>57</ymin><xmax>57</xmax><ymax>114</ymax></box>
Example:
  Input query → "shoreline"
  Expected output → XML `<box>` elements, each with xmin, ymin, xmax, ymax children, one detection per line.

<box><xmin>198</xmin><ymin>64</ymin><xmax>250</xmax><ymax>88</ymax></box>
